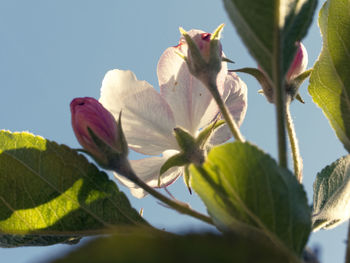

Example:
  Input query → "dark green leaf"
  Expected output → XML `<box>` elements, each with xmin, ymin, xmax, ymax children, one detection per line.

<box><xmin>51</xmin><ymin>229</ymin><xmax>292</xmax><ymax>263</ymax></box>
<box><xmin>223</xmin><ymin>0</ymin><xmax>317</xmax><ymax>79</ymax></box>
<box><xmin>308</xmin><ymin>0</ymin><xmax>350</xmax><ymax>152</ymax></box>
<box><xmin>0</xmin><ymin>235</ymin><xmax>80</xmax><ymax>248</ymax></box>
<box><xmin>0</xmin><ymin>131</ymin><xmax>146</xmax><ymax>246</ymax></box>
<box><xmin>190</xmin><ymin>142</ymin><xmax>311</xmax><ymax>257</ymax></box>
<box><xmin>312</xmin><ymin>155</ymin><xmax>350</xmax><ymax>231</ymax></box>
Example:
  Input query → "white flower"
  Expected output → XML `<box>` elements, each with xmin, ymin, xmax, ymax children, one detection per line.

<box><xmin>99</xmin><ymin>29</ymin><xmax>247</xmax><ymax>198</ymax></box>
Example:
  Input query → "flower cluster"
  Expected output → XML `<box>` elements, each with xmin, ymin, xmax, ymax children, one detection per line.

<box><xmin>71</xmin><ymin>28</ymin><xmax>248</xmax><ymax>198</ymax></box>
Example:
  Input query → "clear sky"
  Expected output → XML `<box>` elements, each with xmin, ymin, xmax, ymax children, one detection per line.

<box><xmin>0</xmin><ymin>1</ymin><xmax>346</xmax><ymax>262</ymax></box>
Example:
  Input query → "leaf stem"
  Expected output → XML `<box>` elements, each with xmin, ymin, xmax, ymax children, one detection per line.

<box><xmin>118</xmin><ymin>163</ymin><xmax>214</xmax><ymax>226</ymax></box>
<box><xmin>208</xmin><ymin>80</ymin><xmax>245</xmax><ymax>142</ymax></box>
<box><xmin>273</xmin><ymin>0</ymin><xmax>288</xmax><ymax>168</ymax></box>
<box><xmin>286</xmin><ymin>101</ymin><xmax>303</xmax><ymax>182</ymax></box>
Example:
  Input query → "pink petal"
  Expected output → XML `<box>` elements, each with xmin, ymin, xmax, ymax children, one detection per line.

<box><xmin>99</xmin><ymin>70</ymin><xmax>179</xmax><ymax>155</ymax></box>
<box><xmin>157</xmin><ymin>36</ymin><xmax>227</xmax><ymax>136</ymax></box>
<box><xmin>114</xmin><ymin>151</ymin><xmax>183</xmax><ymax>198</ymax></box>
<box><xmin>209</xmin><ymin>72</ymin><xmax>248</xmax><ymax>145</ymax></box>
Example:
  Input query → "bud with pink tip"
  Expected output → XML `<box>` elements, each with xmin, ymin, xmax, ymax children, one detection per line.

<box><xmin>253</xmin><ymin>42</ymin><xmax>308</xmax><ymax>103</ymax></box>
<box><xmin>70</xmin><ymin>97</ymin><xmax>128</xmax><ymax>171</ymax></box>
<box><xmin>286</xmin><ymin>42</ymin><xmax>308</xmax><ymax>83</ymax></box>
<box><xmin>179</xmin><ymin>24</ymin><xmax>224</xmax><ymax>88</ymax></box>
<box><xmin>182</xmin><ymin>31</ymin><xmax>222</xmax><ymax>64</ymax></box>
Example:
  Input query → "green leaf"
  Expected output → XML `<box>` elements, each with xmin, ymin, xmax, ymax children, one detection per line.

<box><xmin>0</xmin><ymin>235</ymin><xmax>80</xmax><ymax>248</ymax></box>
<box><xmin>312</xmin><ymin>155</ymin><xmax>350</xmax><ymax>231</ymax></box>
<box><xmin>308</xmin><ymin>0</ymin><xmax>350</xmax><ymax>152</ymax></box>
<box><xmin>50</xmin><ymin>229</ymin><xmax>292</xmax><ymax>263</ymax></box>
<box><xmin>190</xmin><ymin>142</ymin><xmax>311</xmax><ymax>257</ymax></box>
<box><xmin>0</xmin><ymin>131</ymin><xmax>146</xmax><ymax>246</ymax></box>
<box><xmin>223</xmin><ymin>0</ymin><xmax>317</xmax><ymax>79</ymax></box>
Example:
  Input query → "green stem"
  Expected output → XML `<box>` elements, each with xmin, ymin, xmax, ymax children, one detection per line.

<box><xmin>286</xmin><ymin>101</ymin><xmax>303</xmax><ymax>182</ymax></box>
<box><xmin>346</xmin><ymin>221</ymin><xmax>350</xmax><ymax>263</ymax></box>
<box><xmin>118</xmin><ymin>164</ymin><xmax>213</xmax><ymax>226</ymax></box>
<box><xmin>208</xmin><ymin>81</ymin><xmax>245</xmax><ymax>143</ymax></box>
<box><xmin>273</xmin><ymin>0</ymin><xmax>288</xmax><ymax>168</ymax></box>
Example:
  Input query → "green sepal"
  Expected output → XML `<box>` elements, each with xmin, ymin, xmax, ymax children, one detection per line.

<box><xmin>196</xmin><ymin>120</ymin><xmax>225</xmax><ymax>148</ymax></box>
<box><xmin>87</xmin><ymin>126</ymin><xmax>129</xmax><ymax>174</ymax></box>
<box><xmin>158</xmin><ymin>153</ymin><xmax>189</xmax><ymax>186</ymax></box>
<box><xmin>209</xmin><ymin>24</ymin><xmax>224</xmax><ymax>73</ymax></box>
<box><xmin>222</xmin><ymin>57</ymin><xmax>235</xmax><ymax>63</ymax></box>
<box><xmin>183</xmin><ymin>165</ymin><xmax>192</xmax><ymax>194</ymax></box>
<box><xmin>311</xmin><ymin>219</ymin><xmax>329</xmax><ymax>231</ymax></box>
<box><xmin>179</xmin><ymin>27</ymin><xmax>206</xmax><ymax>69</ymax></box>
<box><xmin>88</xmin><ymin>112</ymin><xmax>128</xmax><ymax>157</ymax></box>
<box><xmin>210</xmin><ymin>23</ymin><xmax>224</xmax><ymax>41</ymax></box>
<box><xmin>291</xmin><ymin>69</ymin><xmax>312</xmax><ymax>89</ymax></box>
<box><xmin>116</xmin><ymin>112</ymin><xmax>129</xmax><ymax>155</ymax></box>
<box><xmin>295</xmin><ymin>94</ymin><xmax>305</xmax><ymax>104</ymax></box>
<box><xmin>232</xmin><ymin>67</ymin><xmax>274</xmax><ymax>103</ymax></box>
<box><xmin>161</xmin><ymin>121</ymin><xmax>226</xmax><ymax>187</ymax></box>
<box><xmin>286</xmin><ymin>69</ymin><xmax>312</xmax><ymax>102</ymax></box>
<box><xmin>173</xmin><ymin>127</ymin><xmax>205</xmax><ymax>165</ymax></box>
<box><xmin>174</xmin><ymin>127</ymin><xmax>196</xmax><ymax>153</ymax></box>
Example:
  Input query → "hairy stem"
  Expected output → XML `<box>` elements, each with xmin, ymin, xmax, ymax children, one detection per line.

<box><xmin>208</xmin><ymin>81</ymin><xmax>245</xmax><ymax>143</ymax></box>
<box><xmin>286</xmin><ymin>101</ymin><xmax>303</xmax><ymax>182</ymax></box>
<box><xmin>273</xmin><ymin>0</ymin><xmax>288</xmax><ymax>168</ymax></box>
<box><xmin>118</xmin><ymin>163</ymin><xmax>213</xmax><ymax>225</ymax></box>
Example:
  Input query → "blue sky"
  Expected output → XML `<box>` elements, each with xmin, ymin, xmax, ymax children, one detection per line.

<box><xmin>0</xmin><ymin>1</ymin><xmax>346</xmax><ymax>262</ymax></box>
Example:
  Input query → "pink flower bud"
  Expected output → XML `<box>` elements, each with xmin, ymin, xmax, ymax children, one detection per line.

<box><xmin>181</xmin><ymin>31</ymin><xmax>222</xmax><ymax>63</ymax></box>
<box><xmin>286</xmin><ymin>42</ymin><xmax>308</xmax><ymax>82</ymax></box>
<box><xmin>179</xmin><ymin>25</ymin><xmax>224</xmax><ymax>89</ymax></box>
<box><xmin>70</xmin><ymin>97</ymin><xmax>125</xmax><ymax>166</ymax></box>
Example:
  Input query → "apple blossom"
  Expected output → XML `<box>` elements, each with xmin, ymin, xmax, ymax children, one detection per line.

<box><xmin>99</xmin><ymin>29</ymin><xmax>247</xmax><ymax>198</ymax></box>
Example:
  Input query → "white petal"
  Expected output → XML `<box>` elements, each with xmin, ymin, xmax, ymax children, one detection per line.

<box><xmin>114</xmin><ymin>151</ymin><xmax>183</xmax><ymax>198</ymax></box>
<box><xmin>157</xmin><ymin>43</ymin><xmax>227</xmax><ymax>136</ymax></box>
<box><xmin>99</xmin><ymin>69</ymin><xmax>179</xmax><ymax>155</ymax></box>
<box><xmin>210</xmin><ymin>72</ymin><xmax>248</xmax><ymax>145</ymax></box>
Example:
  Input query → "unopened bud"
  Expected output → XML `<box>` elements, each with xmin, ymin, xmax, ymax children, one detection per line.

<box><xmin>179</xmin><ymin>25</ymin><xmax>224</xmax><ymax>88</ymax></box>
<box><xmin>286</xmin><ymin>42</ymin><xmax>308</xmax><ymax>83</ymax></box>
<box><xmin>70</xmin><ymin>97</ymin><xmax>128</xmax><ymax>171</ymax></box>
<box><xmin>254</xmin><ymin>42</ymin><xmax>308</xmax><ymax>103</ymax></box>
